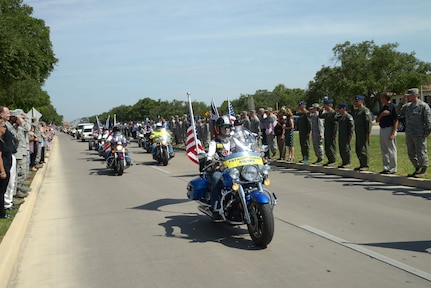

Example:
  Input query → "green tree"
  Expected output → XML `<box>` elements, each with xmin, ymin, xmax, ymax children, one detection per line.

<box><xmin>0</xmin><ymin>0</ymin><xmax>57</xmax><ymax>86</ymax></box>
<box><xmin>307</xmin><ymin>41</ymin><xmax>431</xmax><ymax>109</ymax></box>
<box><xmin>0</xmin><ymin>0</ymin><xmax>60</xmax><ymax>121</ymax></box>
<box><xmin>3</xmin><ymin>79</ymin><xmax>50</xmax><ymax>109</ymax></box>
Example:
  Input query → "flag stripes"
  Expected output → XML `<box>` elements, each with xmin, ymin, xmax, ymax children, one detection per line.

<box><xmin>186</xmin><ymin>125</ymin><xmax>204</xmax><ymax>165</ymax></box>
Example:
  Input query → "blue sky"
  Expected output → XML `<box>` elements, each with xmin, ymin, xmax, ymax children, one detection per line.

<box><xmin>26</xmin><ymin>0</ymin><xmax>431</xmax><ymax>121</ymax></box>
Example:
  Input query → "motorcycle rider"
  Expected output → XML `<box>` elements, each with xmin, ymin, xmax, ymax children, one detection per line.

<box><xmin>106</xmin><ymin>126</ymin><xmax>131</xmax><ymax>166</ymax></box>
<box><xmin>150</xmin><ymin>122</ymin><xmax>174</xmax><ymax>159</ymax></box>
<box><xmin>206</xmin><ymin>115</ymin><xmax>237</xmax><ymax>220</ymax></box>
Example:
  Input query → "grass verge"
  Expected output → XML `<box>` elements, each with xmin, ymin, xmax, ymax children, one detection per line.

<box><xmin>0</xmin><ymin>170</ymin><xmax>36</xmax><ymax>243</ymax></box>
<box><xmin>284</xmin><ymin>132</ymin><xmax>430</xmax><ymax>179</ymax></box>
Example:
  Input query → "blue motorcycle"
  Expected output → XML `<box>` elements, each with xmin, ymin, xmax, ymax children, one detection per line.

<box><xmin>187</xmin><ymin>128</ymin><xmax>277</xmax><ymax>247</ymax></box>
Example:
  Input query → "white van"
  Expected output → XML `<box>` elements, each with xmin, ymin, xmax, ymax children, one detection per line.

<box><xmin>76</xmin><ymin>123</ymin><xmax>94</xmax><ymax>140</ymax></box>
<box><xmin>81</xmin><ymin>124</ymin><xmax>96</xmax><ymax>142</ymax></box>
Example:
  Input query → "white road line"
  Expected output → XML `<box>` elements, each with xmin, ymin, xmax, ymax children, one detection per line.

<box><xmin>300</xmin><ymin>224</ymin><xmax>431</xmax><ymax>282</ymax></box>
<box><xmin>153</xmin><ymin>166</ymin><xmax>171</xmax><ymax>174</ymax></box>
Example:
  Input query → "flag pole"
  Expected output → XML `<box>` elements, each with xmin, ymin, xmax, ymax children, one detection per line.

<box><xmin>187</xmin><ymin>92</ymin><xmax>199</xmax><ymax>154</ymax></box>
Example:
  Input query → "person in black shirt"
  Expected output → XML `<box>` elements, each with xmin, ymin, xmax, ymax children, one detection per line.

<box><xmin>376</xmin><ymin>92</ymin><xmax>398</xmax><ymax>174</ymax></box>
<box><xmin>0</xmin><ymin>108</ymin><xmax>17</xmax><ymax>218</ymax></box>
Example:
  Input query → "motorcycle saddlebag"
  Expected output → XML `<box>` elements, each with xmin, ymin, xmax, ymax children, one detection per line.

<box><xmin>187</xmin><ymin>177</ymin><xmax>208</xmax><ymax>200</ymax></box>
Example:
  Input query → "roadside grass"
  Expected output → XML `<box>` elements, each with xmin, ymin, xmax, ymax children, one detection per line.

<box><xmin>286</xmin><ymin>131</ymin><xmax>430</xmax><ymax>179</ymax></box>
<box><xmin>0</xmin><ymin>170</ymin><xmax>36</xmax><ymax>243</ymax></box>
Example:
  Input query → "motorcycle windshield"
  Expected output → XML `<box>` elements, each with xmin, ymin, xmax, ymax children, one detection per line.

<box><xmin>222</xmin><ymin>127</ymin><xmax>263</xmax><ymax>169</ymax></box>
<box><xmin>156</xmin><ymin>129</ymin><xmax>172</xmax><ymax>142</ymax></box>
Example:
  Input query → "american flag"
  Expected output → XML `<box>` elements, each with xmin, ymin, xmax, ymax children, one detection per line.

<box><xmin>228</xmin><ymin>99</ymin><xmax>236</xmax><ymax>124</ymax></box>
<box><xmin>211</xmin><ymin>99</ymin><xmax>219</xmax><ymax>138</ymax></box>
<box><xmin>102</xmin><ymin>130</ymin><xmax>113</xmax><ymax>153</ymax></box>
<box><xmin>186</xmin><ymin>125</ymin><xmax>205</xmax><ymax>165</ymax></box>
<box><xmin>95</xmin><ymin>115</ymin><xmax>103</xmax><ymax>133</ymax></box>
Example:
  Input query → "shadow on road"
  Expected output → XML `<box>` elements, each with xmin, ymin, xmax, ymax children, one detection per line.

<box><xmin>131</xmin><ymin>198</ymin><xmax>263</xmax><ymax>250</ymax></box>
<box><xmin>282</xmin><ymin>169</ymin><xmax>431</xmax><ymax>200</ymax></box>
<box><xmin>359</xmin><ymin>240</ymin><xmax>431</xmax><ymax>254</ymax></box>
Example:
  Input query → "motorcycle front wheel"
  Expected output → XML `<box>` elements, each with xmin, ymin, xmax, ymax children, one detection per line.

<box><xmin>117</xmin><ymin>158</ymin><xmax>124</xmax><ymax>175</ymax></box>
<box><xmin>161</xmin><ymin>147</ymin><xmax>169</xmax><ymax>166</ymax></box>
<box><xmin>247</xmin><ymin>202</ymin><xmax>274</xmax><ymax>248</ymax></box>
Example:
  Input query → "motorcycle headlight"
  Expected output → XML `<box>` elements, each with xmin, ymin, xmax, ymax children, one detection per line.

<box><xmin>161</xmin><ymin>139</ymin><xmax>168</xmax><ymax>146</ymax></box>
<box><xmin>116</xmin><ymin>144</ymin><xmax>123</xmax><ymax>150</ymax></box>
<box><xmin>229</xmin><ymin>168</ymin><xmax>240</xmax><ymax>180</ymax></box>
<box><xmin>241</xmin><ymin>165</ymin><xmax>259</xmax><ymax>181</ymax></box>
<box><xmin>262</xmin><ymin>164</ymin><xmax>271</xmax><ymax>175</ymax></box>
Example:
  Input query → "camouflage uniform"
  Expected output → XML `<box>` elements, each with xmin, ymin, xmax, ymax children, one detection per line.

<box><xmin>352</xmin><ymin>105</ymin><xmax>372</xmax><ymax>169</ymax></box>
<box><xmin>297</xmin><ymin>109</ymin><xmax>311</xmax><ymax>162</ymax></box>
<box><xmin>310</xmin><ymin>109</ymin><xmax>324</xmax><ymax>163</ymax></box>
<box><xmin>319</xmin><ymin>105</ymin><xmax>338</xmax><ymax>165</ymax></box>
<box><xmin>249</xmin><ymin>111</ymin><xmax>260</xmax><ymax>135</ymax></box>
<box><xmin>397</xmin><ymin>95</ymin><xmax>431</xmax><ymax>173</ymax></box>
<box><xmin>336</xmin><ymin>107</ymin><xmax>354</xmax><ymax>167</ymax></box>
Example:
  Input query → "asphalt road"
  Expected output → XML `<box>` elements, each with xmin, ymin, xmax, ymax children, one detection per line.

<box><xmin>6</xmin><ymin>133</ymin><xmax>431</xmax><ymax>288</ymax></box>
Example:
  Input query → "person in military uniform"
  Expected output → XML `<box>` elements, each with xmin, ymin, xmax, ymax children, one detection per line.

<box><xmin>319</xmin><ymin>99</ymin><xmax>337</xmax><ymax>166</ymax></box>
<box><xmin>336</xmin><ymin>103</ymin><xmax>354</xmax><ymax>168</ymax></box>
<box><xmin>249</xmin><ymin>110</ymin><xmax>260</xmax><ymax>135</ymax></box>
<box><xmin>309</xmin><ymin>103</ymin><xmax>324</xmax><ymax>164</ymax></box>
<box><xmin>397</xmin><ymin>88</ymin><xmax>431</xmax><ymax>177</ymax></box>
<box><xmin>296</xmin><ymin>101</ymin><xmax>311</xmax><ymax>163</ymax></box>
<box><xmin>240</xmin><ymin>111</ymin><xmax>251</xmax><ymax>131</ymax></box>
<box><xmin>352</xmin><ymin>95</ymin><xmax>372</xmax><ymax>171</ymax></box>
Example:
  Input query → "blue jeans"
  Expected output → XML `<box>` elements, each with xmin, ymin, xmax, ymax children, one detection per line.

<box><xmin>210</xmin><ymin>171</ymin><xmax>223</xmax><ymax>209</ymax></box>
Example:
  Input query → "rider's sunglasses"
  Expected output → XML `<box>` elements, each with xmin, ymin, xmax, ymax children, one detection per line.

<box><xmin>220</xmin><ymin>125</ymin><xmax>231</xmax><ymax>130</ymax></box>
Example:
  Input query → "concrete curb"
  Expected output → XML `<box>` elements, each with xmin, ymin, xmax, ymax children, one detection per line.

<box><xmin>270</xmin><ymin>160</ymin><xmax>431</xmax><ymax>190</ymax></box>
<box><xmin>0</xmin><ymin>144</ymin><xmax>52</xmax><ymax>288</ymax></box>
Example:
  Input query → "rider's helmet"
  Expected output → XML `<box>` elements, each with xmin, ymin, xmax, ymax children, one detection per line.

<box><xmin>216</xmin><ymin>115</ymin><xmax>232</xmax><ymax>140</ymax></box>
<box><xmin>155</xmin><ymin>122</ymin><xmax>163</xmax><ymax>129</ymax></box>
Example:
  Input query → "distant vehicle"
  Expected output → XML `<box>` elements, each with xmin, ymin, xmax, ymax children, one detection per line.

<box><xmin>76</xmin><ymin>123</ymin><xmax>94</xmax><ymax>139</ymax></box>
<box><xmin>397</xmin><ymin>115</ymin><xmax>406</xmax><ymax>132</ymax></box>
<box><xmin>81</xmin><ymin>124</ymin><xmax>96</xmax><ymax>142</ymax></box>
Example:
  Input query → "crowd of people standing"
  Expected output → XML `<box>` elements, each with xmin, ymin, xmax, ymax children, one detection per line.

<box><xmin>118</xmin><ymin>87</ymin><xmax>431</xmax><ymax>180</ymax></box>
<box><xmin>0</xmin><ymin>106</ymin><xmax>54</xmax><ymax>219</ymax></box>
<box><xmin>236</xmin><ymin>88</ymin><xmax>431</xmax><ymax>179</ymax></box>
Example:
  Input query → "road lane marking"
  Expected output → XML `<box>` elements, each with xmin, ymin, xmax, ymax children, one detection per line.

<box><xmin>153</xmin><ymin>166</ymin><xmax>171</xmax><ymax>174</ymax></box>
<box><xmin>300</xmin><ymin>224</ymin><xmax>431</xmax><ymax>282</ymax></box>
